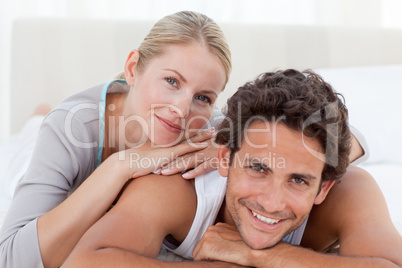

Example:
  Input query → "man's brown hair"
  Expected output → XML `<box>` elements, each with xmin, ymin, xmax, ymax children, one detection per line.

<box><xmin>215</xmin><ymin>69</ymin><xmax>351</xmax><ymax>181</ymax></box>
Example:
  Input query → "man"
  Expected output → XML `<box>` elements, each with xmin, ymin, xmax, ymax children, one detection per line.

<box><xmin>63</xmin><ymin>69</ymin><xmax>402</xmax><ymax>267</ymax></box>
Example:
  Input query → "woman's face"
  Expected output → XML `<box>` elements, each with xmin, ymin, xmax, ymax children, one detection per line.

<box><xmin>124</xmin><ymin>43</ymin><xmax>226</xmax><ymax>146</ymax></box>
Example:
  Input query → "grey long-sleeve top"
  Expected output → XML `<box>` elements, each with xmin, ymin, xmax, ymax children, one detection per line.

<box><xmin>0</xmin><ymin>81</ymin><xmax>107</xmax><ymax>268</ymax></box>
<box><xmin>0</xmin><ymin>80</ymin><xmax>224</xmax><ymax>268</ymax></box>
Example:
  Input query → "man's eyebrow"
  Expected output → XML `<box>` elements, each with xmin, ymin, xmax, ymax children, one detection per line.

<box><xmin>164</xmin><ymin>69</ymin><xmax>187</xmax><ymax>83</ymax></box>
<box><xmin>248</xmin><ymin>158</ymin><xmax>273</xmax><ymax>172</ymax></box>
<box><xmin>290</xmin><ymin>173</ymin><xmax>318</xmax><ymax>181</ymax></box>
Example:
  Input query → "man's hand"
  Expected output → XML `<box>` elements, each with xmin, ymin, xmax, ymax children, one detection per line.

<box><xmin>193</xmin><ymin>223</ymin><xmax>254</xmax><ymax>267</ymax></box>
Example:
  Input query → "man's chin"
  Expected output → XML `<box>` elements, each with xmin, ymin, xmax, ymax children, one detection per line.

<box><xmin>240</xmin><ymin>231</ymin><xmax>283</xmax><ymax>250</ymax></box>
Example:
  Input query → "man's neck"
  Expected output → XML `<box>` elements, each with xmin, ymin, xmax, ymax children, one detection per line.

<box><xmin>216</xmin><ymin>200</ymin><xmax>235</xmax><ymax>226</ymax></box>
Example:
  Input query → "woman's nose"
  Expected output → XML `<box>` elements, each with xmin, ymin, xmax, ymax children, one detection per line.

<box><xmin>169</xmin><ymin>94</ymin><xmax>192</xmax><ymax>118</ymax></box>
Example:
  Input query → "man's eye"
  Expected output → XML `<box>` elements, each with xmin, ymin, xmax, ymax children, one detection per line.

<box><xmin>248</xmin><ymin>165</ymin><xmax>265</xmax><ymax>173</ymax></box>
<box><xmin>165</xmin><ymin>77</ymin><xmax>178</xmax><ymax>87</ymax></box>
<box><xmin>292</xmin><ymin>177</ymin><xmax>306</xmax><ymax>184</ymax></box>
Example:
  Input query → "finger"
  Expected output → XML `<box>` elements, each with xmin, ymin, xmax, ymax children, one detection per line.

<box><xmin>213</xmin><ymin>223</ymin><xmax>242</xmax><ymax>241</ymax></box>
<box><xmin>181</xmin><ymin>159</ymin><xmax>215</xmax><ymax>179</ymax></box>
<box><xmin>163</xmin><ymin>151</ymin><xmax>196</xmax><ymax>169</ymax></box>
<box><xmin>161</xmin><ymin>145</ymin><xmax>217</xmax><ymax>176</ymax></box>
<box><xmin>167</xmin><ymin>142</ymin><xmax>217</xmax><ymax>168</ymax></box>
<box><xmin>153</xmin><ymin>142</ymin><xmax>208</xmax><ymax>170</ymax></box>
<box><xmin>192</xmin><ymin>239</ymin><xmax>202</xmax><ymax>260</ymax></box>
<box><xmin>192</xmin><ymin>226</ymin><xmax>216</xmax><ymax>260</ymax></box>
<box><xmin>161</xmin><ymin>154</ymin><xmax>197</xmax><ymax>176</ymax></box>
<box><xmin>127</xmin><ymin>142</ymin><xmax>208</xmax><ymax>178</ymax></box>
<box><xmin>169</xmin><ymin>142</ymin><xmax>209</xmax><ymax>160</ymax></box>
<box><xmin>215</xmin><ymin>223</ymin><xmax>240</xmax><ymax>234</ymax></box>
<box><xmin>215</xmin><ymin>222</ymin><xmax>238</xmax><ymax>231</ymax></box>
<box><xmin>185</xmin><ymin>128</ymin><xmax>215</xmax><ymax>143</ymax></box>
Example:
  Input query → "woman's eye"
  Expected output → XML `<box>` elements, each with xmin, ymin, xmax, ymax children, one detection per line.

<box><xmin>195</xmin><ymin>95</ymin><xmax>211</xmax><ymax>104</ymax></box>
<box><xmin>165</xmin><ymin>77</ymin><xmax>178</xmax><ymax>87</ymax></box>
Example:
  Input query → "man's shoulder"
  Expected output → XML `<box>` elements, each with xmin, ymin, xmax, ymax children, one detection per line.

<box><xmin>118</xmin><ymin>174</ymin><xmax>197</xmax><ymax>241</ymax></box>
<box><xmin>121</xmin><ymin>173</ymin><xmax>196</xmax><ymax>210</ymax></box>
<box><xmin>302</xmin><ymin>166</ymin><xmax>384</xmax><ymax>250</ymax></box>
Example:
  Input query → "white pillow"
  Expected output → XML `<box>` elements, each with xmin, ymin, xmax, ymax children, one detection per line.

<box><xmin>0</xmin><ymin>115</ymin><xmax>43</xmax><ymax>228</ymax></box>
<box><xmin>361</xmin><ymin>162</ymin><xmax>402</xmax><ymax>235</ymax></box>
<box><xmin>316</xmin><ymin>65</ymin><xmax>402</xmax><ymax>165</ymax></box>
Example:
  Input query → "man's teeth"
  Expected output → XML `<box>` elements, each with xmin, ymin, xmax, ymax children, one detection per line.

<box><xmin>252</xmin><ymin>211</ymin><xmax>280</xmax><ymax>224</ymax></box>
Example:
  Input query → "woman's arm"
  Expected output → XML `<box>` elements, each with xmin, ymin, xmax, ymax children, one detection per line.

<box><xmin>0</xmin><ymin>108</ymin><xmax>210</xmax><ymax>268</ymax></box>
<box><xmin>349</xmin><ymin>125</ymin><xmax>369</xmax><ymax>164</ymax></box>
<box><xmin>0</xmin><ymin>110</ymin><xmax>131</xmax><ymax>268</ymax></box>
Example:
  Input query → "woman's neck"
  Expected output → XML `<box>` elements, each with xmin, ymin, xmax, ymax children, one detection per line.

<box><xmin>102</xmin><ymin>92</ymin><xmax>126</xmax><ymax>161</ymax></box>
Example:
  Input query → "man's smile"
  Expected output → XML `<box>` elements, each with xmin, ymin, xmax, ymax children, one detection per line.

<box><xmin>251</xmin><ymin>210</ymin><xmax>281</xmax><ymax>225</ymax></box>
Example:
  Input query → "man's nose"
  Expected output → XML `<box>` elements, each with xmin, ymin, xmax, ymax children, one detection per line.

<box><xmin>257</xmin><ymin>180</ymin><xmax>287</xmax><ymax>213</ymax></box>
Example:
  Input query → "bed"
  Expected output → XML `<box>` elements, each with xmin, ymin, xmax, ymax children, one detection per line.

<box><xmin>1</xmin><ymin>18</ymin><xmax>401</xmax><ymax>235</ymax></box>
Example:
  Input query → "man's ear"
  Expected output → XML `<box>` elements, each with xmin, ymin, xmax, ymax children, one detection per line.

<box><xmin>314</xmin><ymin>180</ymin><xmax>336</xmax><ymax>205</ymax></box>
<box><xmin>217</xmin><ymin>146</ymin><xmax>231</xmax><ymax>177</ymax></box>
<box><xmin>124</xmin><ymin>49</ymin><xmax>140</xmax><ymax>86</ymax></box>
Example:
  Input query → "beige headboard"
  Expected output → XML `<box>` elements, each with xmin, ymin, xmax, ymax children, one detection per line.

<box><xmin>10</xmin><ymin>18</ymin><xmax>402</xmax><ymax>133</ymax></box>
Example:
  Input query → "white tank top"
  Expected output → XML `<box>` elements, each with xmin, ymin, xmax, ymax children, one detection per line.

<box><xmin>158</xmin><ymin>170</ymin><xmax>308</xmax><ymax>261</ymax></box>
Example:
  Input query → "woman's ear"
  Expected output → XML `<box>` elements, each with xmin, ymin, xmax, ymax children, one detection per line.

<box><xmin>314</xmin><ymin>180</ymin><xmax>336</xmax><ymax>205</ymax></box>
<box><xmin>217</xmin><ymin>145</ymin><xmax>231</xmax><ymax>177</ymax></box>
<box><xmin>124</xmin><ymin>49</ymin><xmax>140</xmax><ymax>86</ymax></box>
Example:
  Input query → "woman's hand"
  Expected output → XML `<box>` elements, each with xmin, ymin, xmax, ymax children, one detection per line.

<box><xmin>349</xmin><ymin>133</ymin><xmax>365</xmax><ymax>163</ymax></box>
<box><xmin>158</xmin><ymin>128</ymin><xmax>219</xmax><ymax>179</ymax></box>
<box><xmin>108</xmin><ymin>128</ymin><xmax>216</xmax><ymax>181</ymax></box>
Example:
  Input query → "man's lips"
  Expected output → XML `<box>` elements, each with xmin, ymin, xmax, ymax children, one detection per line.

<box><xmin>155</xmin><ymin>115</ymin><xmax>183</xmax><ymax>133</ymax></box>
<box><xmin>251</xmin><ymin>210</ymin><xmax>281</xmax><ymax>224</ymax></box>
<box><xmin>248</xmin><ymin>208</ymin><xmax>286</xmax><ymax>230</ymax></box>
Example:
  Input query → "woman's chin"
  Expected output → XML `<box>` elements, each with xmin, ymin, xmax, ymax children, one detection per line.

<box><xmin>150</xmin><ymin>136</ymin><xmax>184</xmax><ymax>148</ymax></box>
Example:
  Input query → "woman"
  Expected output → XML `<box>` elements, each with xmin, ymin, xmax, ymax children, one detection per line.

<box><xmin>0</xmin><ymin>11</ymin><xmax>231</xmax><ymax>268</ymax></box>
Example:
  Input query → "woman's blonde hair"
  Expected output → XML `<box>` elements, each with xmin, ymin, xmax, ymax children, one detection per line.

<box><xmin>115</xmin><ymin>11</ymin><xmax>231</xmax><ymax>84</ymax></box>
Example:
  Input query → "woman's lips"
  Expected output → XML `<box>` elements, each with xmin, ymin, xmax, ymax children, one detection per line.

<box><xmin>155</xmin><ymin>115</ymin><xmax>183</xmax><ymax>133</ymax></box>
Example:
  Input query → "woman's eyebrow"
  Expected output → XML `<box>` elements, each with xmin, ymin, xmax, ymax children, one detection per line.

<box><xmin>199</xmin><ymin>90</ymin><xmax>218</xmax><ymax>97</ymax></box>
<box><xmin>163</xmin><ymin>69</ymin><xmax>219</xmax><ymax>97</ymax></box>
<box><xmin>164</xmin><ymin>69</ymin><xmax>187</xmax><ymax>83</ymax></box>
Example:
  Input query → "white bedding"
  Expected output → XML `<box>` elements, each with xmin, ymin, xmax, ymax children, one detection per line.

<box><xmin>317</xmin><ymin>64</ymin><xmax>402</xmax><ymax>236</ymax></box>
<box><xmin>0</xmin><ymin>116</ymin><xmax>43</xmax><ymax>230</ymax></box>
<box><xmin>361</xmin><ymin>163</ymin><xmax>402</xmax><ymax>234</ymax></box>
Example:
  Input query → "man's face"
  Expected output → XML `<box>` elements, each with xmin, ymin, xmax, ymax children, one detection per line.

<box><xmin>218</xmin><ymin>121</ymin><xmax>334</xmax><ymax>249</ymax></box>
